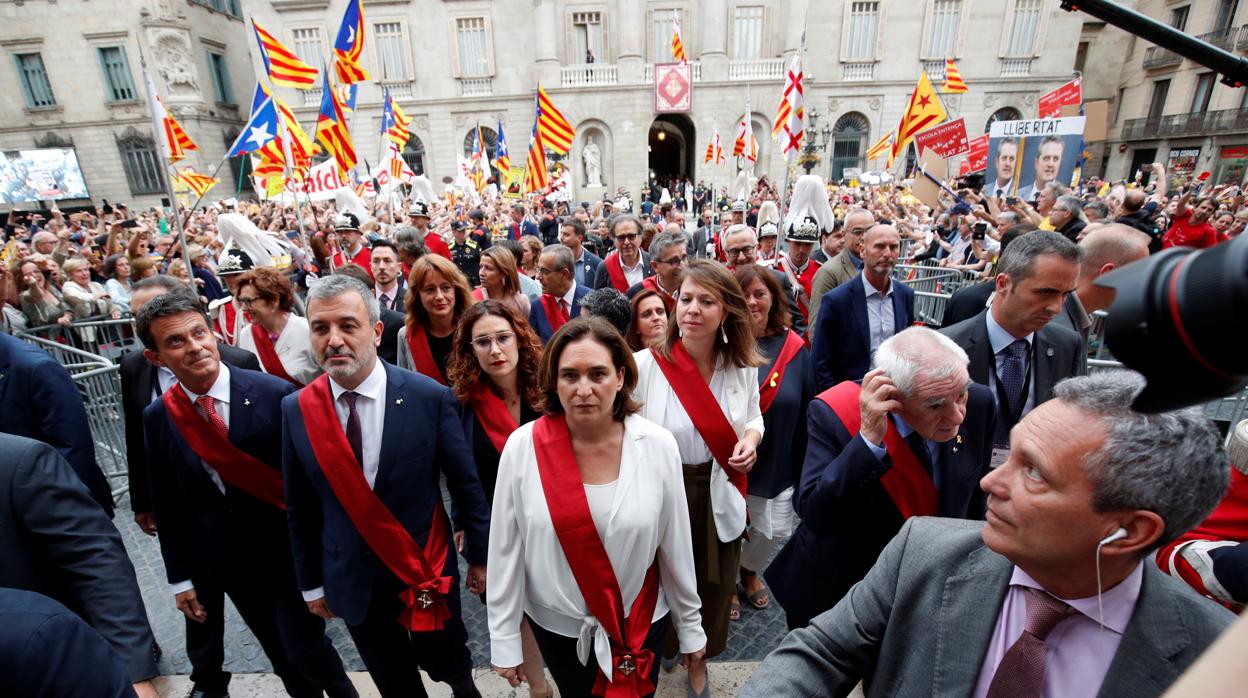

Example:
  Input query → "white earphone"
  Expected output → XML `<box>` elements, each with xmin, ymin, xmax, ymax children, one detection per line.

<box><xmin>1099</xmin><ymin>527</ymin><xmax>1128</xmax><ymax>546</ymax></box>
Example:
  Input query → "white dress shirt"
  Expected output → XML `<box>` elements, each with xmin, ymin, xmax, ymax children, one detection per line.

<box><xmin>238</xmin><ymin>314</ymin><xmax>322</xmax><ymax>385</ymax></box>
<box><xmin>152</xmin><ymin>365</ymin><xmax>177</xmax><ymax>402</ymax></box>
<box><xmin>862</xmin><ymin>272</ymin><xmax>896</xmax><ymax>355</ymax></box>
<box><xmin>170</xmin><ymin>364</ymin><xmax>233</xmax><ymax>594</ymax></box>
<box><xmin>487</xmin><ymin>415</ymin><xmax>706</xmax><ymax>675</ymax></box>
<box><xmin>985</xmin><ymin>309</ymin><xmax>1037</xmax><ymax>416</ymax></box>
<box><xmin>619</xmin><ymin>255</ymin><xmax>645</xmax><ymax>288</ymax></box>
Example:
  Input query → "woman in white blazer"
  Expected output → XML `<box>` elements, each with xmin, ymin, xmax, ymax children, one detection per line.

<box><xmin>632</xmin><ymin>259</ymin><xmax>764</xmax><ymax>697</ymax></box>
<box><xmin>235</xmin><ymin>267</ymin><xmax>321</xmax><ymax>386</ymax></box>
<box><xmin>489</xmin><ymin>318</ymin><xmax>706</xmax><ymax>698</ymax></box>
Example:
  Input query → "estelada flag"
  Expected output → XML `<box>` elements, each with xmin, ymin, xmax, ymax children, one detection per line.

<box><xmin>942</xmin><ymin>59</ymin><xmax>968</xmax><ymax>94</ymax></box>
<box><xmin>332</xmin><ymin>0</ymin><xmax>370</xmax><ymax>83</ymax></box>
<box><xmin>536</xmin><ymin>85</ymin><xmax>574</xmax><ymax>154</ymax></box>
<box><xmin>866</xmin><ymin>131</ymin><xmax>894</xmax><ymax>161</ymax></box>
<box><xmin>890</xmin><ymin>72</ymin><xmax>947</xmax><ymax>164</ymax></box>
<box><xmin>253</xmin><ymin>19</ymin><xmax>317</xmax><ymax>89</ymax></box>
<box><xmin>314</xmin><ymin>72</ymin><xmax>357</xmax><ymax>176</ymax></box>
<box><xmin>176</xmin><ymin>167</ymin><xmax>219</xmax><ymax>198</ymax></box>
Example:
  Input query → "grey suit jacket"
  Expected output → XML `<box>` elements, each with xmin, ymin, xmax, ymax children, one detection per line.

<box><xmin>742</xmin><ymin>518</ymin><xmax>1235</xmax><ymax>698</ymax></box>
<box><xmin>809</xmin><ymin>250</ymin><xmax>859</xmax><ymax>328</ymax></box>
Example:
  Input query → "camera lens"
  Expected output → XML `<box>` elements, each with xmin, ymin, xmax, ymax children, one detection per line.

<box><xmin>1095</xmin><ymin>234</ymin><xmax>1248</xmax><ymax>412</ymax></box>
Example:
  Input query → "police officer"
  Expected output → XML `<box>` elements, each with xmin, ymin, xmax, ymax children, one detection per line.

<box><xmin>466</xmin><ymin>209</ymin><xmax>493</xmax><ymax>250</ymax></box>
<box><xmin>448</xmin><ymin>221</ymin><xmax>482</xmax><ymax>286</ymax></box>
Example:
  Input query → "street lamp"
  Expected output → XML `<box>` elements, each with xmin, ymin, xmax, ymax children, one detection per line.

<box><xmin>798</xmin><ymin>107</ymin><xmax>835</xmax><ymax>174</ymax></box>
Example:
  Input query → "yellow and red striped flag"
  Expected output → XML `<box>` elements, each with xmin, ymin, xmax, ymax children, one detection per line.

<box><xmin>866</xmin><ymin>131</ymin><xmax>894</xmax><ymax>161</ymax></box>
<box><xmin>176</xmin><ymin>167</ymin><xmax>219</xmax><ymax>198</ymax></box>
<box><xmin>314</xmin><ymin>72</ymin><xmax>357</xmax><ymax>176</ymax></box>
<box><xmin>942</xmin><ymin>59</ymin><xmax>968</xmax><ymax>93</ymax></box>
<box><xmin>671</xmin><ymin>11</ymin><xmax>686</xmax><ymax>63</ymax></box>
<box><xmin>890</xmin><ymin>72</ymin><xmax>947</xmax><ymax>164</ymax></box>
<box><xmin>773</xmin><ymin>53</ymin><xmax>805</xmax><ymax>162</ymax></box>
<box><xmin>704</xmin><ymin>124</ymin><xmax>725</xmax><ymax>165</ymax></box>
<box><xmin>332</xmin><ymin>0</ymin><xmax>370</xmax><ymax>84</ymax></box>
<box><xmin>252</xmin><ymin>20</ymin><xmax>318</xmax><ymax>89</ymax></box>
<box><xmin>732</xmin><ymin>110</ymin><xmax>757</xmax><ymax>163</ymax></box>
<box><xmin>536</xmin><ymin>84</ymin><xmax>575</xmax><ymax>154</ymax></box>
<box><xmin>141</xmin><ymin>61</ymin><xmax>196</xmax><ymax>163</ymax></box>
<box><xmin>387</xmin><ymin>97</ymin><xmax>412</xmax><ymax>147</ymax></box>
<box><xmin>524</xmin><ymin>93</ymin><xmax>549</xmax><ymax>193</ymax></box>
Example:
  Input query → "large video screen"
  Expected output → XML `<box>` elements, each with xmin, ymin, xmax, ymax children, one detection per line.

<box><xmin>0</xmin><ymin>148</ymin><xmax>90</xmax><ymax>204</ymax></box>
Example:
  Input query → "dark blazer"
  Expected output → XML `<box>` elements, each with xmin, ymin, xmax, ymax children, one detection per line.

<box><xmin>748</xmin><ymin>518</ymin><xmax>1235</xmax><ymax>697</ymax></box>
<box><xmin>940</xmin><ymin>309</ymin><xmax>1086</xmax><ymax>412</ymax></box>
<box><xmin>574</xmin><ymin>249</ymin><xmax>603</xmax><ymax>288</ymax></box>
<box><xmin>376</xmin><ymin>279</ymin><xmax>407</xmax><ymax>312</ymax></box>
<box><xmin>0</xmin><ymin>333</ymin><xmax>113</xmax><ymax>516</ymax></box>
<box><xmin>529</xmin><ymin>283</ymin><xmax>591</xmax><ymax>343</ymax></box>
<box><xmin>772</xmin><ymin>269</ymin><xmax>809</xmax><ymax>338</ymax></box>
<box><xmin>121</xmin><ymin>343</ymin><xmax>260</xmax><ymax>515</ymax></box>
<box><xmin>690</xmin><ymin>225</ymin><xmax>714</xmax><ymax>258</ymax></box>
<box><xmin>766</xmin><ymin>386</ymin><xmax>995</xmax><ymax>628</ymax></box>
<box><xmin>143</xmin><ymin>367</ymin><xmax>297</xmax><ymax>586</ymax></box>
<box><xmin>379</xmin><ymin>307</ymin><xmax>405</xmax><ymax>365</ymax></box>
<box><xmin>592</xmin><ymin>251</ymin><xmax>653</xmax><ymax>290</ymax></box>
<box><xmin>0</xmin><ymin>588</ymin><xmax>134</xmax><ymax>697</ymax></box>
<box><xmin>942</xmin><ymin>281</ymin><xmax>994</xmax><ymax>328</ymax></box>
<box><xmin>0</xmin><ymin>433</ymin><xmax>158</xmax><ymax>682</ymax></box>
<box><xmin>810</xmin><ymin>274</ymin><xmax>916</xmax><ymax>390</ymax></box>
<box><xmin>282</xmin><ymin>363</ymin><xmax>491</xmax><ymax>625</ymax></box>
<box><xmin>506</xmin><ymin>219</ymin><xmax>539</xmax><ymax>241</ymax></box>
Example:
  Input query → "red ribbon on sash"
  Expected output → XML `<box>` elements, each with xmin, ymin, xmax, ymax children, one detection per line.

<box><xmin>469</xmin><ymin>383</ymin><xmax>518</xmax><ymax>454</ymax></box>
<box><xmin>161</xmin><ymin>384</ymin><xmax>286</xmax><ymax>509</ymax></box>
<box><xmin>532</xmin><ymin>415</ymin><xmax>662</xmax><ymax>697</ymax></box>
<box><xmin>650</xmin><ymin>343</ymin><xmax>748</xmax><ymax>499</ymax></box>
<box><xmin>758</xmin><ymin>330</ymin><xmax>806</xmax><ymax>414</ymax></box>
<box><xmin>816</xmin><ymin>381</ymin><xmax>938</xmax><ymax>519</ymax></box>
<box><xmin>405</xmin><ymin>324</ymin><xmax>447</xmax><ymax>385</ymax></box>
<box><xmin>297</xmin><ymin>375</ymin><xmax>453</xmax><ymax>631</ymax></box>
<box><xmin>540</xmin><ymin>294</ymin><xmax>570</xmax><ymax>333</ymax></box>
<box><xmin>604</xmin><ymin>252</ymin><xmax>630</xmax><ymax>293</ymax></box>
<box><xmin>250</xmin><ymin>324</ymin><xmax>303</xmax><ymax>387</ymax></box>
<box><xmin>641</xmin><ymin>278</ymin><xmax>674</xmax><ymax>313</ymax></box>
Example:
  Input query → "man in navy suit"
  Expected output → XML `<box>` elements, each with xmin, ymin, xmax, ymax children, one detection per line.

<box><xmin>0</xmin><ymin>332</ymin><xmax>114</xmax><ymax>516</ymax></box>
<box><xmin>506</xmin><ymin>203</ymin><xmax>539</xmax><ymax>240</ymax></box>
<box><xmin>767</xmin><ymin>327</ymin><xmax>995</xmax><ymax>629</ymax></box>
<box><xmin>137</xmin><ymin>292</ymin><xmax>356</xmax><ymax>698</ymax></box>
<box><xmin>283</xmin><ymin>275</ymin><xmax>489</xmax><ymax>698</ymax></box>
<box><xmin>810</xmin><ymin>224</ymin><xmax>915</xmax><ymax>391</ymax></box>
<box><xmin>529</xmin><ymin>243</ymin><xmax>590</xmax><ymax>343</ymax></box>
<box><xmin>558</xmin><ymin>216</ymin><xmax>602</xmax><ymax>287</ymax></box>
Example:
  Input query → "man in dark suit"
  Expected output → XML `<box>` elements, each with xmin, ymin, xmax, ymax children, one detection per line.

<box><xmin>333</xmin><ymin>264</ymin><xmax>405</xmax><ymax>365</ymax></box>
<box><xmin>369</xmin><ymin>240</ymin><xmax>408</xmax><ymax>312</ymax></box>
<box><xmin>767</xmin><ymin>327</ymin><xmax>995</xmax><ymax>629</ymax></box>
<box><xmin>0</xmin><ymin>332</ymin><xmax>113</xmax><ymax>516</ymax></box>
<box><xmin>530</xmin><ymin>243</ymin><xmax>591</xmax><ymax>343</ymax></box>
<box><xmin>0</xmin><ymin>432</ymin><xmax>160</xmax><ymax>696</ymax></box>
<box><xmin>812</xmin><ymin>217</ymin><xmax>845</xmax><ymax>265</ymax></box>
<box><xmin>136</xmin><ymin>292</ymin><xmax>356</xmax><ymax>698</ymax></box>
<box><xmin>284</xmin><ymin>275</ymin><xmax>489</xmax><ymax>698</ymax></box>
<box><xmin>505</xmin><ymin>203</ymin><xmax>538</xmax><ymax>241</ymax></box>
<box><xmin>809</xmin><ymin>209</ymin><xmax>872</xmax><ymax>328</ymax></box>
<box><xmin>558</xmin><ymin>217</ymin><xmax>602</xmax><ymax>288</ymax></box>
<box><xmin>720</xmin><ymin>224</ymin><xmax>808</xmax><ymax>336</ymax></box>
<box><xmin>811</xmin><ymin>225</ymin><xmax>915</xmax><ymax>390</ymax></box>
<box><xmin>624</xmin><ymin>229</ymin><xmax>686</xmax><ymax>314</ymax></box>
<box><xmin>940</xmin><ymin>230</ymin><xmax>1085</xmax><ymax>450</ymax></box>
<box><xmin>690</xmin><ymin>207</ymin><xmax>715</xmax><ymax>258</ymax></box>
<box><xmin>593</xmin><ymin>213</ymin><xmax>653</xmax><ymax>292</ymax></box>
<box><xmin>120</xmin><ymin>276</ymin><xmax>260</xmax><ymax>698</ymax></box>
<box><xmin>747</xmin><ymin>372</ymin><xmax>1234</xmax><ymax>697</ymax></box>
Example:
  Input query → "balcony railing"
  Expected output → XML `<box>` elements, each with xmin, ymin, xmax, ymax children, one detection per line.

<box><xmin>1238</xmin><ymin>24</ymin><xmax>1248</xmax><ymax>51</ymax></box>
<box><xmin>643</xmin><ymin>62</ymin><xmax>702</xmax><ymax>83</ymax></box>
<box><xmin>381</xmin><ymin>81</ymin><xmax>413</xmax><ymax>100</ymax></box>
<box><xmin>459</xmin><ymin>77</ymin><xmax>493</xmax><ymax>97</ymax></box>
<box><xmin>922</xmin><ymin>59</ymin><xmax>946</xmax><ymax>81</ymax></box>
<box><xmin>1122</xmin><ymin>108</ymin><xmax>1248</xmax><ymax>139</ymax></box>
<box><xmin>1198</xmin><ymin>27</ymin><xmax>1236</xmax><ymax>51</ymax></box>
<box><xmin>999</xmin><ymin>58</ymin><xmax>1032</xmax><ymax>77</ymax></box>
<box><xmin>842</xmin><ymin>62</ymin><xmax>874</xmax><ymax>81</ymax></box>
<box><xmin>1143</xmin><ymin>45</ymin><xmax>1183</xmax><ymax>69</ymax></box>
<box><xmin>560</xmin><ymin>63</ymin><xmax>618</xmax><ymax>87</ymax></box>
<box><xmin>728</xmin><ymin>58</ymin><xmax>784</xmax><ymax>80</ymax></box>
<box><xmin>302</xmin><ymin>88</ymin><xmax>322</xmax><ymax>107</ymax></box>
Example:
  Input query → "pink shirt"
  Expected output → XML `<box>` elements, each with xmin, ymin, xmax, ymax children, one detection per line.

<box><xmin>972</xmin><ymin>562</ymin><xmax>1143</xmax><ymax>698</ymax></box>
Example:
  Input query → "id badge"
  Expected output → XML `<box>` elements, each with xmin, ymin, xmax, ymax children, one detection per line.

<box><xmin>990</xmin><ymin>447</ymin><xmax>1011</xmax><ymax>469</ymax></box>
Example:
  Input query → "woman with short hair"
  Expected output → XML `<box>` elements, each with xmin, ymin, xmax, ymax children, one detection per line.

<box><xmin>398</xmin><ymin>255</ymin><xmax>476</xmax><ymax>385</ymax></box>
<box><xmin>236</xmin><ymin>267</ymin><xmax>320</xmax><ymax>386</ymax></box>
<box><xmin>489</xmin><ymin>318</ymin><xmax>705</xmax><ymax>698</ymax></box>
<box><xmin>61</xmin><ymin>257</ymin><xmax>120</xmax><ymax>321</ymax></box>
<box><xmin>14</xmin><ymin>257</ymin><xmax>72</xmax><ymax>329</ymax></box>
<box><xmin>518</xmin><ymin>235</ymin><xmax>543</xmax><ymax>278</ymax></box>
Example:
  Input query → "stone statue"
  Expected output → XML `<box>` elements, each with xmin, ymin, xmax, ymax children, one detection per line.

<box><xmin>582</xmin><ymin>136</ymin><xmax>602</xmax><ymax>188</ymax></box>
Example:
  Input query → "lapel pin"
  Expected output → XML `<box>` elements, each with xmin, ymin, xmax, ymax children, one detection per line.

<box><xmin>396</xmin><ymin>398</ymin><xmax>404</xmax><ymax>405</ymax></box>
<box><xmin>1046</xmin><ymin>347</ymin><xmax>1054</xmax><ymax>357</ymax></box>
<box><xmin>953</xmin><ymin>434</ymin><xmax>962</xmax><ymax>453</ymax></box>
<box><xmin>243</xmin><ymin>398</ymin><xmax>251</xmax><ymax>406</ymax></box>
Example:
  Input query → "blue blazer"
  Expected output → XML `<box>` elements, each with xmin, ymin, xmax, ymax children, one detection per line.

<box><xmin>0</xmin><ymin>333</ymin><xmax>113</xmax><ymax>516</ymax></box>
<box><xmin>143</xmin><ymin>367</ymin><xmax>296</xmax><ymax>586</ymax></box>
<box><xmin>766</xmin><ymin>383</ymin><xmax>995</xmax><ymax>628</ymax></box>
<box><xmin>282</xmin><ymin>362</ymin><xmax>490</xmax><ymax>625</ymax></box>
<box><xmin>575</xmin><ymin>250</ymin><xmax>603</xmax><ymax>288</ymax></box>
<box><xmin>811</xmin><ymin>274</ymin><xmax>915</xmax><ymax>391</ymax></box>
<box><xmin>507</xmin><ymin>219</ymin><xmax>539</xmax><ymax>240</ymax></box>
<box><xmin>529</xmin><ymin>283</ymin><xmax>590</xmax><ymax>343</ymax></box>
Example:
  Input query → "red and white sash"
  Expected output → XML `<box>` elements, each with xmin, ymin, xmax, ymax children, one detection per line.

<box><xmin>539</xmin><ymin>294</ymin><xmax>570</xmax><ymax>334</ymax></box>
<box><xmin>758</xmin><ymin>330</ymin><xmax>806</xmax><ymax>414</ymax></box>
<box><xmin>405</xmin><ymin>324</ymin><xmax>447</xmax><ymax>385</ymax></box>
<box><xmin>297</xmin><ymin>375</ymin><xmax>453</xmax><ymax>631</ymax></box>
<box><xmin>603</xmin><ymin>252</ymin><xmax>630</xmax><ymax>293</ymax></box>
<box><xmin>533</xmin><ymin>415</ymin><xmax>661</xmax><ymax>697</ymax></box>
<box><xmin>250</xmin><ymin>324</ymin><xmax>303</xmax><ymax>387</ymax></box>
<box><xmin>469</xmin><ymin>383</ymin><xmax>519</xmax><ymax>454</ymax></box>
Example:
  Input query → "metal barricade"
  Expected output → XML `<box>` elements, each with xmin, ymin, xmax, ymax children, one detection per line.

<box><xmin>19</xmin><ymin>316</ymin><xmax>140</xmax><ymax>363</ymax></box>
<box><xmin>893</xmin><ymin>263</ymin><xmax>964</xmax><ymax>327</ymax></box>
<box><xmin>13</xmin><ymin>333</ymin><xmax>129</xmax><ymax>501</ymax></box>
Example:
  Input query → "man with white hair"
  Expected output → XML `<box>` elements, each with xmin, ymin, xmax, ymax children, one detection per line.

<box><xmin>766</xmin><ymin>326</ymin><xmax>996</xmax><ymax>628</ymax></box>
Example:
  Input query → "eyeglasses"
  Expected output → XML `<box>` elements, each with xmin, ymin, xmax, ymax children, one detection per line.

<box><xmin>658</xmin><ymin>254</ymin><xmax>688</xmax><ymax>266</ymax></box>
<box><xmin>615</xmin><ymin>233</ymin><xmax>639</xmax><ymax>242</ymax></box>
<box><xmin>471</xmin><ymin>331</ymin><xmax>515</xmax><ymax>352</ymax></box>
<box><xmin>725</xmin><ymin>245</ymin><xmax>756</xmax><ymax>258</ymax></box>
<box><xmin>237</xmin><ymin>296</ymin><xmax>257</xmax><ymax>306</ymax></box>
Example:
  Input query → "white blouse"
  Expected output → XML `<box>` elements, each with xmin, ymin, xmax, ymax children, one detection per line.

<box><xmin>632</xmin><ymin>349</ymin><xmax>764</xmax><ymax>543</ymax></box>
<box><xmin>487</xmin><ymin>414</ymin><xmax>705</xmax><ymax>677</ymax></box>
<box><xmin>238</xmin><ymin>314</ymin><xmax>322</xmax><ymax>385</ymax></box>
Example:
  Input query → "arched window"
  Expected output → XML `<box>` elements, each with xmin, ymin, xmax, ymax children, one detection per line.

<box><xmin>831</xmin><ymin>112</ymin><xmax>869</xmax><ymax>180</ymax></box>
<box><xmin>985</xmin><ymin>107</ymin><xmax>1022</xmax><ymax>134</ymax></box>
<box><xmin>462</xmin><ymin>127</ymin><xmax>499</xmax><ymax>177</ymax></box>
<box><xmin>403</xmin><ymin>136</ymin><xmax>425</xmax><ymax>176</ymax></box>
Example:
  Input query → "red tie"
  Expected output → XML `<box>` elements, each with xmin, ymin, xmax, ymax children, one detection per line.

<box><xmin>195</xmin><ymin>395</ymin><xmax>228</xmax><ymax>438</ymax></box>
<box><xmin>559</xmin><ymin>299</ymin><xmax>569</xmax><ymax>320</ymax></box>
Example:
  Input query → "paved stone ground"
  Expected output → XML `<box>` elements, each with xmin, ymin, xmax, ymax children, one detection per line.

<box><xmin>119</xmin><ymin>494</ymin><xmax>793</xmax><ymax>678</ymax></box>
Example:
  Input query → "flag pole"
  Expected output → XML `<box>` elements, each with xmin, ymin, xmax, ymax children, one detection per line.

<box><xmin>276</xmin><ymin>111</ymin><xmax>312</xmax><ymax>259</ymax></box>
<box><xmin>137</xmin><ymin>43</ymin><xmax>194</xmax><ymax>278</ymax></box>
<box><xmin>777</xmin><ymin>25</ymin><xmax>805</xmax><ymax>236</ymax></box>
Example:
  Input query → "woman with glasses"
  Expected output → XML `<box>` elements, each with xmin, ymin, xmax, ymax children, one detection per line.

<box><xmin>632</xmin><ymin>259</ymin><xmax>764</xmax><ymax>697</ymax></box>
<box><xmin>398</xmin><ymin>255</ymin><xmax>476</xmax><ymax>386</ymax></box>
<box><xmin>235</xmin><ymin>267</ymin><xmax>320</xmax><ymax>386</ymax></box>
<box><xmin>446</xmin><ymin>299</ymin><xmax>553</xmax><ymax>697</ymax></box>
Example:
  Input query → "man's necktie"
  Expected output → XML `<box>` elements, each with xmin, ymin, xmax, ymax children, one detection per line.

<box><xmin>904</xmin><ymin>431</ymin><xmax>935</xmax><ymax>480</ymax></box>
<box><xmin>559</xmin><ymin>299</ymin><xmax>570</xmax><ymax>321</ymax></box>
<box><xmin>994</xmin><ymin>339</ymin><xmax>1029</xmax><ymax>446</ymax></box>
<box><xmin>985</xmin><ymin>587</ymin><xmax>1080</xmax><ymax>698</ymax></box>
<box><xmin>341</xmin><ymin>391</ymin><xmax>364</xmax><ymax>468</ymax></box>
<box><xmin>195</xmin><ymin>395</ymin><xmax>227</xmax><ymax>438</ymax></box>
<box><xmin>379</xmin><ymin>293</ymin><xmax>390</xmax><ymax>310</ymax></box>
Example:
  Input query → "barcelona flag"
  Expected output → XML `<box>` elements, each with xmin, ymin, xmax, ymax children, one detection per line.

<box><xmin>333</xmin><ymin>0</ymin><xmax>370</xmax><ymax>84</ymax></box>
<box><xmin>314</xmin><ymin>72</ymin><xmax>357</xmax><ymax>176</ymax></box>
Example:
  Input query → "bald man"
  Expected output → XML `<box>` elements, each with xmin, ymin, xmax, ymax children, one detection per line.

<box><xmin>809</xmin><ymin>209</ymin><xmax>874</xmax><ymax>327</ymax></box>
<box><xmin>1055</xmin><ymin>222</ymin><xmax>1150</xmax><ymax>340</ymax></box>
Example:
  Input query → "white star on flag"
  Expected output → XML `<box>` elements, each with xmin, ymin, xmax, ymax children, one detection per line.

<box><xmin>247</xmin><ymin>123</ymin><xmax>274</xmax><ymax>149</ymax></box>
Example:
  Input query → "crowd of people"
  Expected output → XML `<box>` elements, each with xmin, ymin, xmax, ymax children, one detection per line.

<box><xmin>0</xmin><ymin>160</ymin><xmax>1245</xmax><ymax>698</ymax></box>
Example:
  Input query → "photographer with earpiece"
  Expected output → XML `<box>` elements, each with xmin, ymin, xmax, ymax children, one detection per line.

<box><xmin>744</xmin><ymin>370</ymin><xmax>1235</xmax><ymax>698</ymax></box>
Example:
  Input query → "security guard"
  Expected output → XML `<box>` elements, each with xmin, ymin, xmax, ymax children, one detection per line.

<box><xmin>466</xmin><ymin>209</ymin><xmax>493</xmax><ymax>250</ymax></box>
<box><xmin>448</xmin><ymin>221</ymin><xmax>482</xmax><ymax>286</ymax></box>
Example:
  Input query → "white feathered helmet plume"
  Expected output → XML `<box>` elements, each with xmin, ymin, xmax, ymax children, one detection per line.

<box><xmin>334</xmin><ymin>186</ymin><xmax>371</xmax><ymax>227</ymax></box>
<box><xmin>783</xmin><ymin>174</ymin><xmax>835</xmax><ymax>243</ymax></box>
<box><xmin>731</xmin><ymin>170</ymin><xmax>751</xmax><ymax>212</ymax></box>
<box><xmin>216</xmin><ymin>213</ymin><xmax>292</xmax><ymax>269</ymax></box>
<box><xmin>757</xmin><ymin>200</ymin><xmax>780</xmax><ymax>238</ymax></box>
<box><xmin>409</xmin><ymin>174</ymin><xmax>436</xmax><ymax>204</ymax></box>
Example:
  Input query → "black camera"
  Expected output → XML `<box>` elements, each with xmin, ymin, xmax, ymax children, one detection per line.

<box><xmin>1095</xmin><ymin>233</ymin><xmax>1248</xmax><ymax>412</ymax></box>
